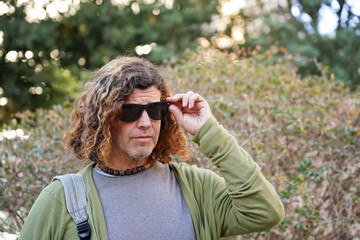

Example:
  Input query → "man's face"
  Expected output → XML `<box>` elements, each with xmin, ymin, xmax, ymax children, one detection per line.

<box><xmin>110</xmin><ymin>86</ymin><xmax>162</xmax><ymax>162</ymax></box>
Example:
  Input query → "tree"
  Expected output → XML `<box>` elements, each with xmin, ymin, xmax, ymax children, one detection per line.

<box><xmin>0</xmin><ymin>0</ymin><xmax>218</xmax><ymax>123</ymax></box>
<box><xmin>216</xmin><ymin>0</ymin><xmax>360</xmax><ymax>87</ymax></box>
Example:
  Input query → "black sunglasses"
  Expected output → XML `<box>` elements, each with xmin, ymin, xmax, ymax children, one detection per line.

<box><xmin>120</xmin><ymin>101</ymin><xmax>170</xmax><ymax>123</ymax></box>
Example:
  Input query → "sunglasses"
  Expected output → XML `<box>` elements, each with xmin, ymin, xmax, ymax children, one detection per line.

<box><xmin>120</xmin><ymin>101</ymin><xmax>170</xmax><ymax>123</ymax></box>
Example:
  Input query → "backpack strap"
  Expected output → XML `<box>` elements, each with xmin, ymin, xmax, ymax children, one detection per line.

<box><xmin>52</xmin><ymin>173</ymin><xmax>91</xmax><ymax>240</ymax></box>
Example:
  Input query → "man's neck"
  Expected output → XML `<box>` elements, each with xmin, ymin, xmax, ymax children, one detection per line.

<box><xmin>103</xmin><ymin>153</ymin><xmax>149</xmax><ymax>171</ymax></box>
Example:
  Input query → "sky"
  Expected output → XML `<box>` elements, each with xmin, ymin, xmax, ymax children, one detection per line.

<box><xmin>291</xmin><ymin>0</ymin><xmax>360</xmax><ymax>35</ymax></box>
<box><xmin>220</xmin><ymin>0</ymin><xmax>360</xmax><ymax>36</ymax></box>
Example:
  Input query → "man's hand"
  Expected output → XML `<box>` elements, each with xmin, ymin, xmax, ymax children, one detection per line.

<box><xmin>166</xmin><ymin>91</ymin><xmax>212</xmax><ymax>135</ymax></box>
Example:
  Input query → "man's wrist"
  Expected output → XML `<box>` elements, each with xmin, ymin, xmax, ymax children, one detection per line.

<box><xmin>192</xmin><ymin>116</ymin><xmax>217</xmax><ymax>144</ymax></box>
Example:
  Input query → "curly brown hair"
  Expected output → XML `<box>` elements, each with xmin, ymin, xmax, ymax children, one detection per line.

<box><xmin>63</xmin><ymin>56</ymin><xmax>188</xmax><ymax>165</ymax></box>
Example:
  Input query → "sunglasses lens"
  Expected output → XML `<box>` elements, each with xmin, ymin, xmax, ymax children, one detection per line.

<box><xmin>147</xmin><ymin>102</ymin><xmax>168</xmax><ymax>120</ymax></box>
<box><xmin>120</xmin><ymin>104</ymin><xmax>141</xmax><ymax>122</ymax></box>
<box><xmin>120</xmin><ymin>102</ymin><xmax>169</xmax><ymax>123</ymax></box>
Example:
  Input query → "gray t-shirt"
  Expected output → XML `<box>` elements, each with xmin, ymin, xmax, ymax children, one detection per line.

<box><xmin>92</xmin><ymin>161</ymin><xmax>196</xmax><ymax>240</ymax></box>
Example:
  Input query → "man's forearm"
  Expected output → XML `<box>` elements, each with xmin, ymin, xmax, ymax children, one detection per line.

<box><xmin>193</xmin><ymin>116</ymin><xmax>285</xmax><ymax>233</ymax></box>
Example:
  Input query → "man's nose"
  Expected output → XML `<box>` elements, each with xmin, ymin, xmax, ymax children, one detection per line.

<box><xmin>137</xmin><ymin>109</ymin><xmax>152</xmax><ymax>128</ymax></box>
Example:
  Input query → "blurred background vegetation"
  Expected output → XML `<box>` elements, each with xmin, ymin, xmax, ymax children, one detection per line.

<box><xmin>0</xmin><ymin>0</ymin><xmax>359</xmax><ymax>122</ymax></box>
<box><xmin>0</xmin><ymin>0</ymin><xmax>359</xmax><ymax>239</ymax></box>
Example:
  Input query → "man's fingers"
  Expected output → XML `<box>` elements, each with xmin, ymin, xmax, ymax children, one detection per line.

<box><xmin>167</xmin><ymin>91</ymin><xmax>204</xmax><ymax>109</ymax></box>
<box><xmin>168</xmin><ymin>104</ymin><xmax>183</xmax><ymax>125</ymax></box>
<box><xmin>166</xmin><ymin>93</ymin><xmax>184</xmax><ymax>103</ymax></box>
<box><xmin>188</xmin><ymin>93</ymin><xmax>201</xmax><ymax>108</ymax></box>
<box><xmin>167</xmin><ymin>91</ymin><xmax>212</xmax><ymax>135</ymax></box>
<box><xmin>182</xmin><ymin>91</ymin><xmax>194</xmax><ymax>107</ymax></box>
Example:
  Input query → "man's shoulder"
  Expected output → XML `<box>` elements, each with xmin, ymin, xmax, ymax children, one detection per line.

<box><xmin>29</xmin><ymin>179</ymin><xmax>66</xmax><ymax>212</ymax></box>
<box><xmin>169</xmin><ymin>161</ymin><xmax>221</xmax><ymax>182</ymax></box>
<box><xmin>40</xmin><ymin>177</ymin><xmax>66</xmax><ymax>202</ymax></box>
<box><xmin>41</xmin><ymin>164</ymin><xmax>94</xmax><ymax>201</ymax></box>
<box><xmin>169</xmin><ymin>161</ymin><xmax>202</xmax><ymax>173</ymax></box>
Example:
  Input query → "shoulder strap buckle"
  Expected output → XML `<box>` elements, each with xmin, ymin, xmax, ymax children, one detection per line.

<box><xmin>77</xmin><ymin>220</ymin><xmax>91</xmax><ymax>240</ymax></box>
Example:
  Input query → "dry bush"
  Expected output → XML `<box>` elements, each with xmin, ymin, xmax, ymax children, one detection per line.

<box><xmin>0</xmin><ymin>106</ymin><xmax>87</xmax><ymax>233</ymax></box>
<box><xmin>163</xmin><ymin>48</ymin><xmax>360</xmax><ymax>239</ymax></box>
<box><xmin>1</xmin><ymin>48</ymin><xmax>359</xmax><ymax>238</ymax></box>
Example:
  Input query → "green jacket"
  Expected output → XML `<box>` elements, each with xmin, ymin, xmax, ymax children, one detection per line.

<box><xmin>19</xmin><ymin>117</ymin><xmax>284</xmax><ymax>240</ymax></box>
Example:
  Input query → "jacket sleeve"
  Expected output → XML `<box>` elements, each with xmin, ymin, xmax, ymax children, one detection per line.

<box><xmin>19</xmin><ymin>181</ymin><xmax>78</xmax><ymax>240</ymax></box>
<box><xmin>192</xmin><ymin>116</ymin><xmax>285</xmax><ymax>237</ymax></box>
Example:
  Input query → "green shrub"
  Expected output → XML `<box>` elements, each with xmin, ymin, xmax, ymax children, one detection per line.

<box><xmin>1</xmin><ymin>48</ymin><xmax>359</xmax><ymax>238</ymax></box>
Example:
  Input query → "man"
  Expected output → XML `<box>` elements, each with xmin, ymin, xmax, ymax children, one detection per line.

<box><xmin>20</xmin><ymin>56</ymin><xmax>284</xmax><ymax>239</ymax></box>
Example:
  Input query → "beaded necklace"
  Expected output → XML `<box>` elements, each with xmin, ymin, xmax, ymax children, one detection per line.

<box><xmin>97</xmin><ymin>159</ymin><xmax>156</xmax><ymax>176</ymax></box>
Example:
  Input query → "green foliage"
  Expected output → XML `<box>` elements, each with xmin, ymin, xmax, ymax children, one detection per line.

<box><xmin>235</xmin><ymin>0</ymin><xmax>360</xmax><ymax>87</ymax></box>
<box><xmin>245</xmin><ymin>15</ymin><xmax>360</xmax><ymax>88</ymax></box>
<box><xmin>0</xmin><ymin>0</ymin><xmax>217</xmax><ymax>123</ymax></box>
<box><xmin>54</xmin><ymin>0</ymin><xmax>215</xmax><ymax>68</ymax></box>
<box><xmin>1</xmin><ymin>49</ymin><xmax>359</xmax><ymax>238</ymax></box>
<box><xmin>0</xmin><ymin>4</ymin><xmax>85</xmax><ymax>123</ymax></box>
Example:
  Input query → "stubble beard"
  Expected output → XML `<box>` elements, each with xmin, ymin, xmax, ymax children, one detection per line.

<box><xmin>127</xmin><ymin>139</ymin><xmax>157</xmax><ymax>160</ymax></box>
<box><xmin>127</xmin><ymin>151</ymin><xmax>151</xmax><ymax>160</ymax></box>
<box><xmin>126</xmin><ymin>137</ymin><xmax>158</xmax><ymax>161</ymax></box>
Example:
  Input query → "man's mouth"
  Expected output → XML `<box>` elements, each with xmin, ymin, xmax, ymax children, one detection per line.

<box><xmin>133</xmin><ymin>136</ymin><xmax>152</xmax><ymax>142</ymax></box>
